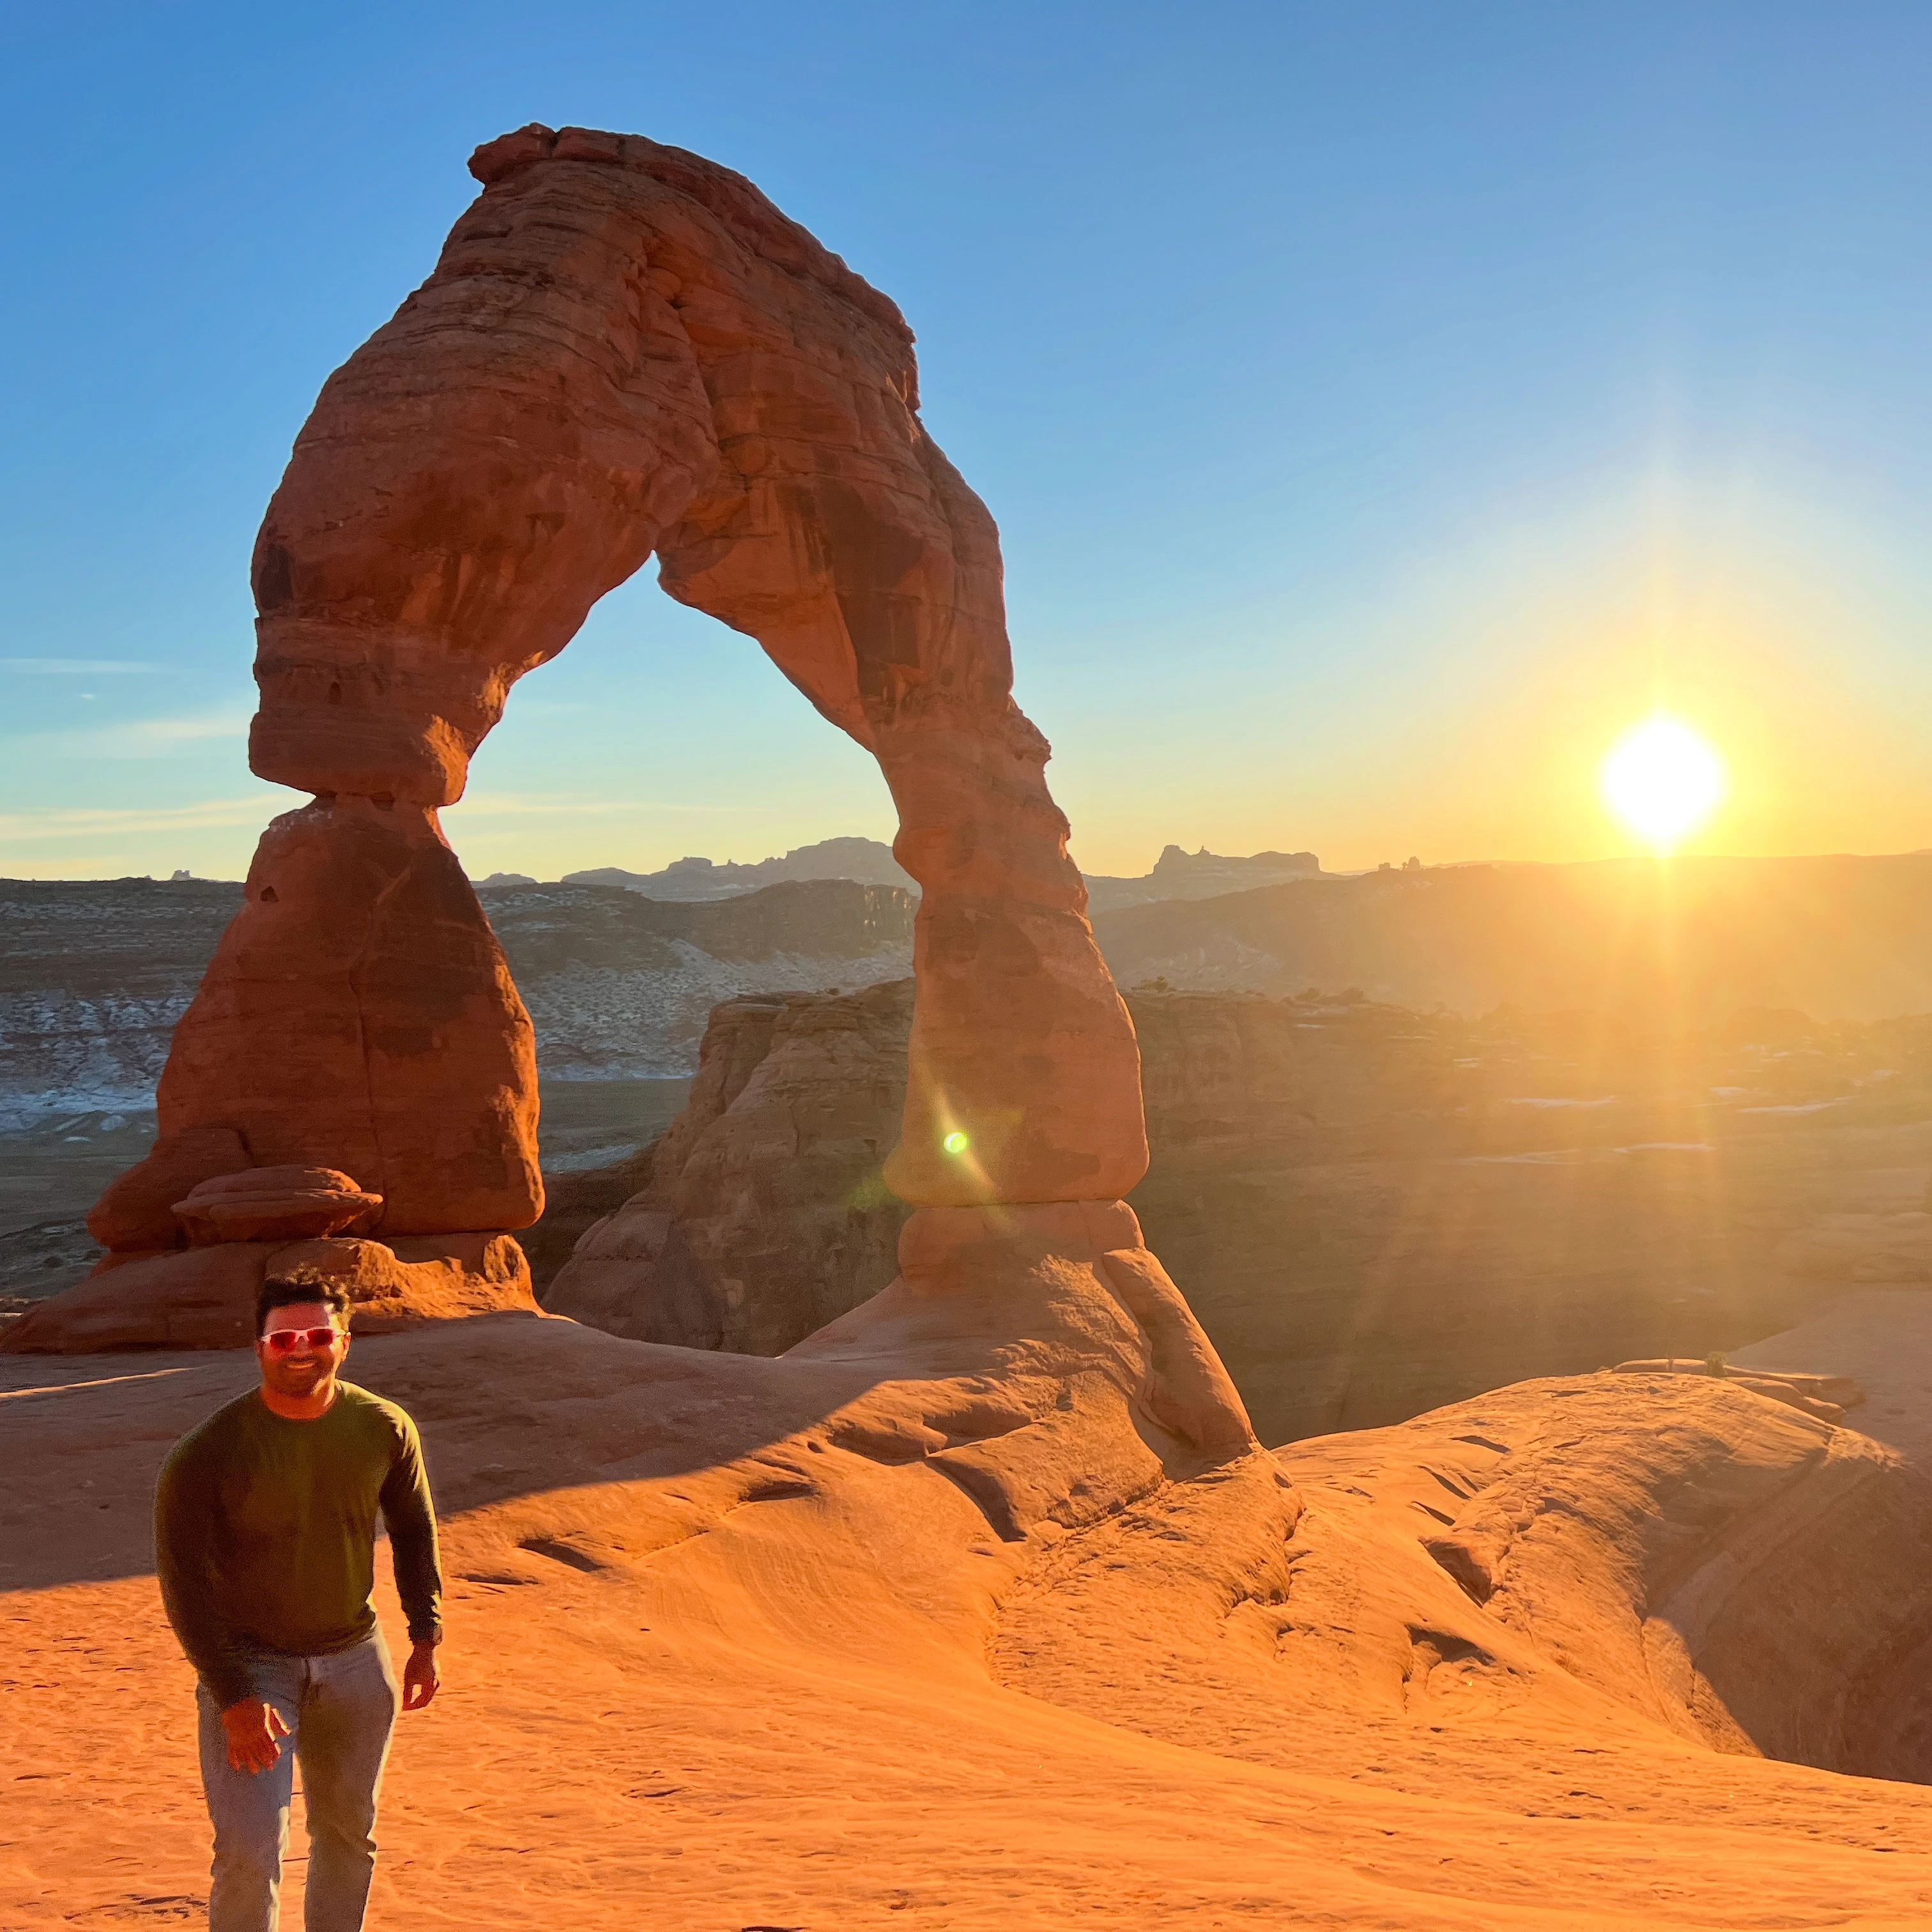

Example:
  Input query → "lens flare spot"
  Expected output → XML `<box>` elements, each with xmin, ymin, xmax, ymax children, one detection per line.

<box><xmin>1600</xmin><ymin>716</ymin><xmax>1725</xmax><ymax>851</ymax></box>
<box><xmin>942</xmin><ymin>1130</ymin><xmax>970</xmax><ymax>1154</ymax></box>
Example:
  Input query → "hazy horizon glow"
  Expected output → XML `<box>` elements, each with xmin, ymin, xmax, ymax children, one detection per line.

<box><xmin>5</xmin><ymin>4</ymin><xmax>1932</xmax><ymax>882</ymax></box>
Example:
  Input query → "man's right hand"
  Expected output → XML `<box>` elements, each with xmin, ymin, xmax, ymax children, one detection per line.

<box><xmin>220</xmin><ymin>1699</ymin><xmax>291</xmax><ymax>1774</ymax></box>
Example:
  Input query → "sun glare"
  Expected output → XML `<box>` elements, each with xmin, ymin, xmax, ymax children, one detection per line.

<box><xmin>1600</xmin><ymin>716</ymin><xmax>1726</xmax><ymax>852</ymax></box>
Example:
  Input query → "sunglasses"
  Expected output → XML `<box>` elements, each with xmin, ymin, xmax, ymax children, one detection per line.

<box><xmin>260</xmin><ymin>1326</ymin><xmax>346</xmax><ymax>1353</ymax></box>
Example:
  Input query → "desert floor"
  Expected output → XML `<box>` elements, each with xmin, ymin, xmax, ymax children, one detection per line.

<box><xmin>5</xmin><ymin>1275</ymin><xmax>1929</xmax><ymax>1931</ymax></box>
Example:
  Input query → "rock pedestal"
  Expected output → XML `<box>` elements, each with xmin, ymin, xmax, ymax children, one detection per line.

<box><xmin>144</xmin><ymin>796</ymin><xmax>541</xmax><ymax>1235</ymax></box>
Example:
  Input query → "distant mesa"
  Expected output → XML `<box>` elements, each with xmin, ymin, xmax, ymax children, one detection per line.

<box><xmin>496</xmin><ymin>834</ymin><xmax>1325</xmax><ymax>912</ymax></box>
<box><xmin>559</xmin><ymin>836</ymin><xmax>912</xmax><ymax>900</ymax></box>
<box><xmin>1082</xmin><ymin>844</ymin><xmax>1324</xmax><ymax>913</ymax></box>
<box><xmin>1092</xmin><ymin>851</ymin><xmax>1932</xmax><ymax>1020</ymax></box>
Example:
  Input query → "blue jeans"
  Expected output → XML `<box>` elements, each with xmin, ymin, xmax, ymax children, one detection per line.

<box><xmin>195</xmin><ymin>1633</ymin><xmax>399</xmax><ymax>1932</ymax></box>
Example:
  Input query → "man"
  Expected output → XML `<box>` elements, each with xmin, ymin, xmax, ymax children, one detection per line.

<box><xmin>155</xmin><ymin>1270</ymin><xmax>443</xmax><ymax>1932</ymax></box>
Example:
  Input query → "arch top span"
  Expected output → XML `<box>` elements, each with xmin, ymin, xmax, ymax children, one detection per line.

<box><xmin>102</xmin><ymin>124</ymin><xmax>1144</xmax><ymax>1262</ymax></box>
<box><xmin>251</xmin><ymin>121</ymin><xmax>1015</xmax><ymax>815</ymax></box>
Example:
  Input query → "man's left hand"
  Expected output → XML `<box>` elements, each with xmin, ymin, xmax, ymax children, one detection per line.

<box><xmin>402</xmin><ymin>1640</ymin><xmax>440</xmax><ymax>1712</ymax></box>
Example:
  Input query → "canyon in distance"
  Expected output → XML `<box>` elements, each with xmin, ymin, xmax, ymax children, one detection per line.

<box><xmin>8</xmin><ymin>841</ymin><xmax>1931</xmax><ymax>1446</ymax></box>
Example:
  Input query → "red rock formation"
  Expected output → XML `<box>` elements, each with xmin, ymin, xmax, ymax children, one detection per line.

<box><xmin>1611</xmin><ymin>1358</ymin><xmax>1864</xmax><ymax>1422</ymax></box>
<box><xmin>30</xmin><ymin>132</ymin><xmax>1932</xmax><ymax>1926</ymax></box>
<box><xmin>172</xmin><ymin>1167</ymin><xmax>383</xmax><ymax>1246</ymax></box>
<box><xmin>81</xmin><ymin>795</ymin><xmax>540</xmax><ymax>1265</ymax></box>
<box><xmin>548</xmin><ymin>984</ymin><xmax>914</xmax><ymax>1350</ymax></box>
<box><xmin>154</xmin><ymin>795</ymin><xmax>542</xmax><ymax>1234</ymax></box>
<box><xmin>12</xmin><ymin>1308</ymin><xmax>1932</xmax><ymax>1925</ymax></box>
<box><xmin>248</xmin><ymin>121</ymin><xmax>1144</xmax><ymax>1208</ymax></box>
<box><xmin>0</xmin><ymin>1232</ymin><xmax>537</xmax><ymax>1353</ymax></box>
<box><xmin>86</xmin><ymin>1124</ymin><xmax>253</xmax><ymax>1252</ymax></box>
<box><xmin>59</xmin><ymin>121</ymin><xmax>1151</xmax><ymax>1350</ymax></box>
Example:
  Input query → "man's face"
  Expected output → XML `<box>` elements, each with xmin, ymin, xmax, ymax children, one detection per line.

<box><xmin>256</xmin><ymin>1299</ymin><xmax>349</xmax><ymax>1398</ymax></box>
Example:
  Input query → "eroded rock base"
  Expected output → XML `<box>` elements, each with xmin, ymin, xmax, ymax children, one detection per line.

<box><xmin>0</xmin><ymin>1231</ymin><xmax>537</xmax><ymax>1352</ymax></box>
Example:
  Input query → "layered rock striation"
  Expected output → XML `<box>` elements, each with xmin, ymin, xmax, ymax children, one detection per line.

<box><xmin>0</xmin><ymin>875</ymin><xmax>911</xmax><ymax>1130</ymax></box>
<box><xmin>494</xmin><ymin>877</ymin><xmax>912</xmax><ymax>1078</ymax></box>
<box><xmin>57</xmin><ymin>795</ymin><xmax>544</xmax><ymax>1304</ymax></box>
<box><xmin>10</xmin><ymin>129</ymin><xmax>1932</xmax><ymax>1923</ymax></box>
<box><xmin>0</xmin><ymin>876</ymin><xmax>244</xmax><ymax>1133</ymax></box>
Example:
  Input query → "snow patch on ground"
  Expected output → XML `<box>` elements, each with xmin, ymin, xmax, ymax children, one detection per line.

<box><xmin>1</xmin><ymin>942</ymin><xmax>915</xmax><ymax>1122</ymax></box>
<box><xmin>0</xmin><ymin>991</ymin><xmax>195</xmax><ymax>1131</ymax></box>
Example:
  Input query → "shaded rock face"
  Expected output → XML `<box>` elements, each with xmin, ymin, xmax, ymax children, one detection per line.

<box><xmin>548</xmin><ymin>983</ymin><xmax>915</xmax><ymax>1349</ymax></box>
<box><xmin>3</xmin><ymin>1103</ymin><xmax>543</xmax><ymax>1355</ymax></box>
<box><xmin>0</xmin><ymin>1230</ymin><xmax>535</xmax><ymax>1353</ymax></box>
<box><xmin>137</xmin><ymin>794</ymin><xmax>542</xmax><ymax>1238</ymax></box>
<box><xmin>171</xmin><ymin>1166</ymin><xmax>383</xmax><ymax>1246</ymax></box>
<box><xmin>540</xmin><ymin>983</ymin><xmax>1932</xmax><ymax>1441</ymax></box>
<box><xmin>88</xmin><ymin>1124</ymin><xmax>254</xmax><ymax>1252</ymax></box>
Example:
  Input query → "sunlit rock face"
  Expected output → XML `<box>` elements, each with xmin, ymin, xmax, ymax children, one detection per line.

<box><xmin>45</xmin><ymin>123</ymin><xmax>1153</xmax><ymax>1349</ymax></box>
<box><xmin>243</xmin><ymin>120</ymin><xmax>1144</xmax><ymax>1214</ymax></box>
<box><xmin>10</xmin><ymin>128</ymin><xmax>1932</xmax><ymax>1925</ymax></box>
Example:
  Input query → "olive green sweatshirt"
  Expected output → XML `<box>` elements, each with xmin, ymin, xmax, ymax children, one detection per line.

<box><xmin>155</xmin><ymin>1381</ymin><xmax>442</xmax><ymax>1708</ymax></box>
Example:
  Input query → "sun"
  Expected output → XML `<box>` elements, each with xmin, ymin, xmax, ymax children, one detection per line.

<box><xmin>1600</xmin><ymin>716</ymin><xmax>1726</xmax><ymax>851</ymax></box>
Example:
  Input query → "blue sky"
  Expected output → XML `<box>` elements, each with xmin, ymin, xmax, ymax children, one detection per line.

<box><xmin>4</xmin><ymin>2</ymin><xmax>1930</xmax><ymax>880</ymax></box>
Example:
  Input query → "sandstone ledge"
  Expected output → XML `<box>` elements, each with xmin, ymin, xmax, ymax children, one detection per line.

<box><xmin>0</xmin><ymin>1232</ymin><xmax>537</xmax><ymax>1353</ymax></box>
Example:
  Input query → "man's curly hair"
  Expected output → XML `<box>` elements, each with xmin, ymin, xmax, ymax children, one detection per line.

<box><xmin>255</xmin><ymin>1267</ymin><xmax>354</xmax><ymax>1338</ymax></box>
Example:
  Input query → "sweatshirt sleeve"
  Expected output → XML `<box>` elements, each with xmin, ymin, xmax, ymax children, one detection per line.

<box><xmin>379</xmin><ymin>1414</ymin><xmax>443</xmax><ymax>1644</ymax></box>
<box><xmin>155</xmin><ymin>1440</ymin><xmax>257</xmax><ymax>1709</ymax></box>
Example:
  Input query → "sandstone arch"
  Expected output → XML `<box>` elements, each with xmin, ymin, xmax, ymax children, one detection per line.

<box><xmin>77</xmin><ymin>123</ymin><xmax>1151</xmax><ymax>1298</ymax></box>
